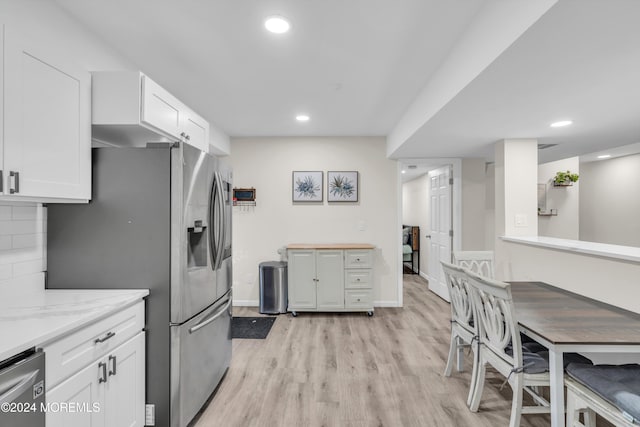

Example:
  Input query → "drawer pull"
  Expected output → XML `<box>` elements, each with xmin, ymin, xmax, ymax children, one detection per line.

<box><xmin>357</xmin><ymin>298</ymin><xmax>361</xmax><ymax>302</ymax></box>
<box><xmin>356</xmin><ymin>278</ymin><xmax>361</xmax><ymax>281</ymax></box>
<box><xmin>108</xmin><ymin>355</ymin><xmax>117</xmax><ymax>377</ymax></box>
<box><xmin>94</xmin><ymin>331</ymin><xmax>116</xmax><ymax>344</ymax></box>
<box><xmin>356</xmin><ymin>258</ymin><xmax>361</xmax><ymax>261</ymax></box>
<box><xmin>98</xmin><ymin>362</ymin><xmax>107</xmax><ymax>383</ymax></box>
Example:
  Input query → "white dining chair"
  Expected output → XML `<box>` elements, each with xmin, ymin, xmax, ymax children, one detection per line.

<box><xmin>452</xmin><ymin>251</ymin><xmax>495</xmax><ymax>278</ymax></box>
<box><xmin>466</xmin><ymin>271</ymin><xmax>550</xmax><ymax>427</ymax></box>
<box><xmin>441</xmin><ymin>261</ymin><xmax>478</xmax><ymax>406</ymax></box>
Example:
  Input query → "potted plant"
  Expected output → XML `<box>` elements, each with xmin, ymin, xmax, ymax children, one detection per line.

<box><xmin>553</xmin><ymin>170</ymin><xmax>579</xmax><ymax>186</ymax></box>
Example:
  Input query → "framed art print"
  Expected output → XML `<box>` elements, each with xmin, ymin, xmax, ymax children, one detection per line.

<box><xmin>327</xmin><ymin>171</ymin><xmax>358</xmax><ymax>202</ymax></box>
<box><xmin>292</xmin><ymin>171</ymin><xmax>323</xmax><ymax>202</ymax></box>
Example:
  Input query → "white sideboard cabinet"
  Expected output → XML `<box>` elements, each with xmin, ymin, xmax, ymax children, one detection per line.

<box><xmin>0</xmin><ymin>25</ymin><xmax>91</xmax><ymax>202</ymax></box>
<box><xmin>287</xmin><ymin>244</ymin><xmax>374</xmax><ymax>316</ymax></box>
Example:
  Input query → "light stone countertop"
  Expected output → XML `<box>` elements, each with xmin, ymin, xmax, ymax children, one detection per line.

<box><xmin>501</xmin><ymin>235</ymin><xmax>640</xmax><ymax>263</ymax></box>
<box><xmin>0</xmin><ymin>288</ymin><xmax>148</xmax><ymax>362</ymax></box>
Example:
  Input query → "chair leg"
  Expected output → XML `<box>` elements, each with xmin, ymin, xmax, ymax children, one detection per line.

<box><xmin>456</xmin><ymin>336</ymin><xmax>465</xmax><ymax>372</ymax></box>
<box><xmin>443</xmin><ymin>332</ymin><xmax>457</xmax><ymax>377</ymax></box>
<box><xmin>466</xmin><ymin>341</ymin><xmax>479</xmax><ymax>407</ymax></box>
<box><xmin>509</xmin><ymin>375</ymin><xmax>524</xmax><ymax>427</ymax></box>
<box><xmin>469</xmin><ymin>359</ymin><xmax>486</xmax><ymax>412</ymax></box>
<box><xmin>566</xmin><ymin>388</ymin><xmax>577</xmax><ymax>427</ymax></box>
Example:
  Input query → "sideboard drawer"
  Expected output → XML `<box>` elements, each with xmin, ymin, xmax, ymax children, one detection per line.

<box><xmin>345</xmin><ymin>289</ymin><xmax>373</xmax><ymax>309</ymax></box>
<box><xmin>345</xmin><ymin>270</ymin><xmax>372</xmax><ymax>289</ymax></box>
<box><xmin>345</xmin><ymin>250</ymin><xmax>372</xmax><ymax>268</ymax></box>
<box><xmin>42</xmin><ymin>301</ymin><xmax>145</xmax><ymax>389</ymax></box>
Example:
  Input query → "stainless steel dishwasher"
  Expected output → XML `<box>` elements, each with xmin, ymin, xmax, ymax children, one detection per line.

<box><xmin>0</xmin><ymin>348</ymin><xmax>45</xmax><ymax>427</ymax></box>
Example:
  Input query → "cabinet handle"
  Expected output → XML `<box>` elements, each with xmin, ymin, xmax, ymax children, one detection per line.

<box><xmin>9</xmin><ymin>171</ymin><xmax>19</xmax><ymax>194</ymax></box>
<box><xmin>356</xmin><ymin>278</ymin><xmax>361</xmax><ymax>282</ymax></box>
<box><xmin>180</xmin><ymin>132</ymin><xmax>186</xmax><ymax>138</ymax></box>
<box><xmin>0</xmin><ymin>170</ymin><xmax>3</xmax><ymax>193</ymax></box>
<box><xmin>108</xmin><ymin>355</ymin><xmax>117</xmax><ymax>376</ymax></box>
<box><xmin>185</xmin><ymin>134</ymin><xmax>191</xmax><ymax>141</ymax></box>
<box><xmin>98</xmin><ymin>362</ymin><xmax>107</xmax><ymax>383</ymax></box>
<box><xmin>94</xmin><ymin>331</ymin><xmax>116</xmax><ymax>344</ymax></box>
<box><xmin>356</xmin><ymin>258</ymin><xmax>361</xmax><ymax>262</ymax></box>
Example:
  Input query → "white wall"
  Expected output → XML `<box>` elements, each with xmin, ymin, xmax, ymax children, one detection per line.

<box><xmin>538</xmin><ymin>157</ymin><xmax>579</xmax><ymax>239</ymax></box>
<box><xmin>484</xmin><ymin>164</ymin><xmax>496</xmax><ymax>250</ymax></box>
<box><xmin>497</xmin><ymin>239</ymin><xmax>640</xmax><ymax>315</ymax></box>
<box><xmin>230</xmin><ymin>137</ymin><xmax>399</xmax><ymax>306</ymax></box>
<box><xmin>402</xmin><ymin>175</ymin><xmax>429</xmax><ymax>276</ymax></box>
<box><xmin>580</xmin><ymin>154</ymin><xmax>640</xmax><ymax>246</ymax></box>
<box><xmin>461</xmin><ymin>158</ymin><xmax>487</xmax><ymax>250</ymax></box>
<box><xmin>494</xmin><ymin>140</ymin><xmax>640</xmax><ymax>316</ymax></box>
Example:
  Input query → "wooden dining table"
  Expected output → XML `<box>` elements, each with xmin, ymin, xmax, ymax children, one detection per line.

<box><xmin>510</xmin><ymin>281</ymin><xmax>640</xmax><ymax>427</ymax></box>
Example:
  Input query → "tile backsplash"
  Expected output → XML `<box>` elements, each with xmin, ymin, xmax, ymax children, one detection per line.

<box><xmin>0</xmin><ymin>203</ymin><xmax>46</xmax><ymax>292</ymax></box>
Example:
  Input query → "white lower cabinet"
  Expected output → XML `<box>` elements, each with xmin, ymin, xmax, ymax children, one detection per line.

<box><xmin>288</xmin><ymin>247</ymin><xmax>374</xmax><ymax>315</ymax></box>
<box><xmin>43</xmin><ymin>301</ymin><xmax>146</xmax><ymax>427</ymax></box>
<box><xmin>46</xmin><ymin>333</ymin><xmax>144</xmax><ymax>427</ymax></box>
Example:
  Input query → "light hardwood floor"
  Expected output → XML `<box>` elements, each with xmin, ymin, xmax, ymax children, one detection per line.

<box><xmin>194</xmin><ymin>274</ymin><xmax>552</xmax><ymax>427</ymax></box>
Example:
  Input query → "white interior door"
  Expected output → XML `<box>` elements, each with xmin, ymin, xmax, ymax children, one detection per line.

<box><xmin>427</xmin><ymin>166</ymin><xmax>452</xmax><ymax>301</ymax></box>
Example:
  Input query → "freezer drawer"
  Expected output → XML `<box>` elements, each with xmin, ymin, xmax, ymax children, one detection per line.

<box><xmin>170</xmin><ymin>292</ymin><xmax>232</xmax><ymax>427</ymax></box>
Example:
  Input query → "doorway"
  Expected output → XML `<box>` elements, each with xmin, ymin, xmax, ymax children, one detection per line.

<box><xmin>399</xmin><ymin>159</ymin><xmax>461</xmax><ymax>302</ymax></box>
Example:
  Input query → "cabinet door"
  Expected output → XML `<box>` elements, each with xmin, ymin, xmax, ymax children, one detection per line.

<box><xmin>316</xmin><ymin>250</ymin><xmax>344</xmax><ymax>309</ymax></box>
<box><xmin>288</xmin><ymin>250</ymin><xmax>317</xmax><ymax>309</ymax></box>
<box><xmin>141</xmin><ymin>75</ymin><xmax>183</xmax><ymax>139</ymax></box>
<box><xmin>181</xmin><ymin>110</ymin><xmax>209</xmax><ymax>152</ymax></box>
<box><xmin>3</xmin><ymin>27</ymin><xmax>91</xmax><ymax>199</ymax></box>
<box><xmin>46</xmin><ymin>360</ymin><xmax>105</xmax><ymax>427</ymax></box>
<box><xmin>104</xmin><ymin>332</ymin><xmax>145</xmax><ymax>427</ymax></box>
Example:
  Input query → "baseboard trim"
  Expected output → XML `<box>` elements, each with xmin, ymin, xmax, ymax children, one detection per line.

<box><xmin>233</xmin><ymin>299</ymin><xmax>259</xmax><ymax>307</ymax></box>
<box><xmin>233</xmin><ymin>299</ymin><xmax>401</xmax><ymax>308</ymax></box>
<box><xmin>374</xmin><ymin>300</ymin><xmax>402</xmax><ymax>308</ymax></box>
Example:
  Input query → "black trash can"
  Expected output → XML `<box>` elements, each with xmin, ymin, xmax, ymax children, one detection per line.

<box><xmin>259</xmin><ymin>261</ymin><xmax>288</xmax><ymax>314</ymax></box>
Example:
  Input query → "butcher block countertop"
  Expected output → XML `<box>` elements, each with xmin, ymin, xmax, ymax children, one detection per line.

<box><xmin>287</xmin><ymin>243</ymin><xmax>375</xmax><ymax>250</ymax></box>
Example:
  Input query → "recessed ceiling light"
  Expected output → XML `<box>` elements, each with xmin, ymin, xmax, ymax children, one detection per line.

<box><xmin>295</xmin><ymin>114</ymin><xmax>310</xmax><ymax>122</ymax></box>
<box><xmin>550</xmin><ymin>120</ymin><xmax>573</xmax><ymax>128</ymax></box>
<box><xmin>265</xmin><ymin>16</ymin><xmax>290</xmax><ymax>34</ymax></box>
<box><xmin>597</xmin><ymin>154</ymin><xmax>611</xmax><ymax>159</ymax></box>
<box><xmin>401</xmin><ymin>170</ymin><xmax>406</xmax><ymax>174</ymax></box>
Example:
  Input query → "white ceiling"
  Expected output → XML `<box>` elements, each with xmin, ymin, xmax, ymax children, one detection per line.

<box><xmin>53</xmin><ymin>0</ymin><xmax>640</xmax><ymax>162</ymax></box>
<box><xmin>392</xmin><ymin>0</ymin><xmax>640</xmax><ymax>163</ymax></box>
<box><xmin>53</xmin><ymin>0</ymin><xmax>484</xmax><ymax>137</ymax></box>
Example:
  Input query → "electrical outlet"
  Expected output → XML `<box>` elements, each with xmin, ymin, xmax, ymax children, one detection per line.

<box><xmin>145</xmin><ymin>404</ymin><xmax>155</xmax><ymax>425</ymax></box>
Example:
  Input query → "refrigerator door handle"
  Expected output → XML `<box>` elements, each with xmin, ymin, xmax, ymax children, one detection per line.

<box><xmin>215</xmin><ymin>172</ymin><xmax>226</xmax><ymax>270</ymax></box>
<box><xmin>209</xmin><ymin>172</ymin><xmax>221</xmax><ymax>269</ymax></box>
<box><xmin>188</xmin><ymin>298</ymin><xmax>232</xmax><ymax>334</ymax></box>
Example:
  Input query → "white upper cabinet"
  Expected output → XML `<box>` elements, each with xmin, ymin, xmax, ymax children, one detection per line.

<box><xmin>92</xmin><ymin>71</ymin><xmax>210</xmax><ymax>152</ymax></box>
<box><xmin>0</xmin><ymin>26</ymin><xmax>91</xmax><ymax>202</ymax></box>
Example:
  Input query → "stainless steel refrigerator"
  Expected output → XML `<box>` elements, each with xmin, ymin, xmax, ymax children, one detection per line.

<box><xmin>46</xmin><ymin>142</ymin><xmax>233</xmax><ymax>427</ymax></box>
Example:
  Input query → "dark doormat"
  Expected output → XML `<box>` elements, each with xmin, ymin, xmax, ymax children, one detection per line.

<box><xmin>231</xmin><ymin>317</ymin><xmax>276</xmax><ymax>339</ymax></box>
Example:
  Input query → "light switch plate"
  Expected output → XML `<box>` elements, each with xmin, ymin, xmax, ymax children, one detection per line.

<box><xmin>515</xmin><ymin>214</ymin><xmax>528</xmax><ymax>227</ymax></box>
